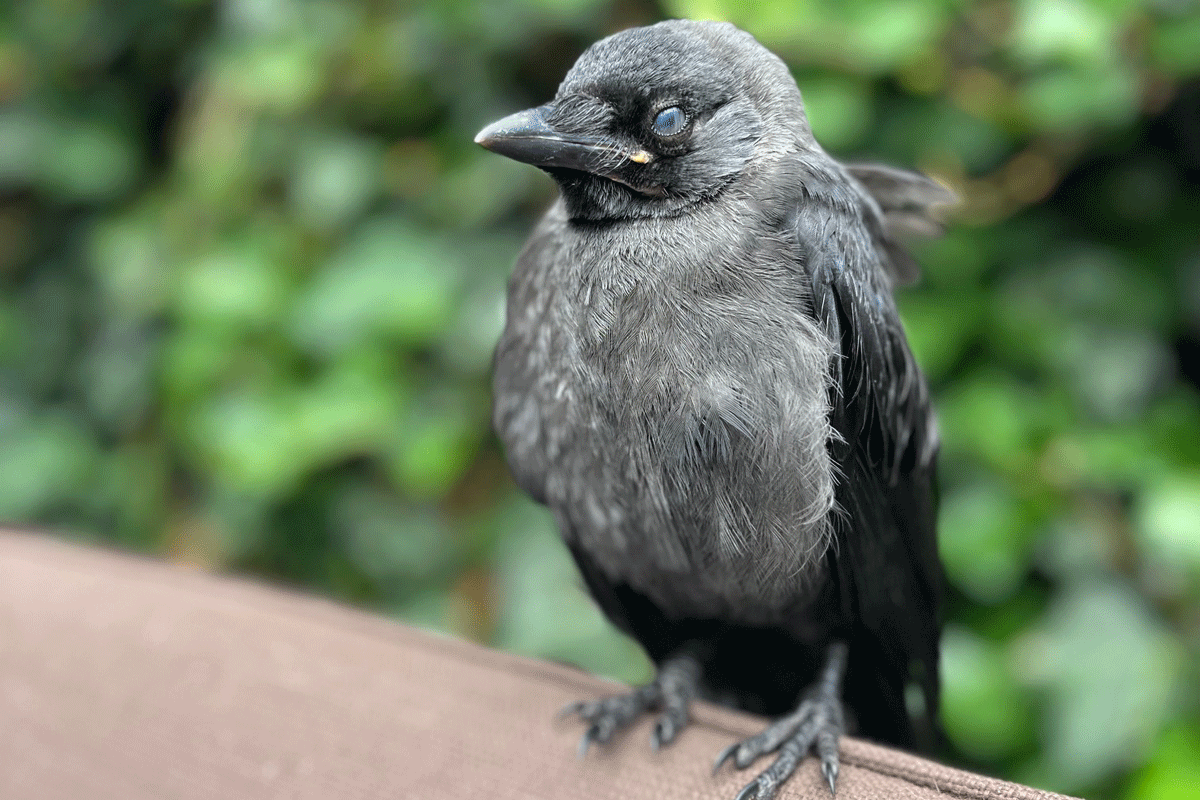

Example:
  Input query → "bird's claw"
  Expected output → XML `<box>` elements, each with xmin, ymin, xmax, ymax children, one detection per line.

<box><xmin>650</xmin><ymin>719</ymin><xmax>668</xmax><ymax>750</ymax></box>
<box><xmin>562</xmin><ymin>653</ymin><xmax>700</xmax><ymax>756</ymax></box>
<box><xmin>822</xmin><ymin>759</ymin><xmax>839</xmax><ymax>796</ymax></box>
<box><xmin>713</xmin><ymin>742</ymin><xmax>740</xmax><ymax>775</ymax></box>
<box><xmin>714</xmin><ymin>688</ymin><xmax>844</xmax><ymax>798</ymax></box>
<box><xmin>816</xmin><ymin>728</ymin><xmax>840</xmax><ymax>795</ymax></box>
<box><xmin>730</xmin><ymin>755</ymin><xmax>789</xmax><ymax>800</ymax></box>
<box><xmin>650</xmin><ymin>704</ymin><xmax>687</xmax><ymax>750</ymax></box>
<box><xmin>734</xmin><ymin>778</ymin><xmax>770</xmax><ymax>800</ymax></box>
<box><xmin>576</xmin><ymin>726</ymin><xmax>592</xmax><ymax>757</ymax></box>
<box><xmin>577</xmin><ymin>720</ymin><xmax>613</xmax><ymax>757</ymax></box>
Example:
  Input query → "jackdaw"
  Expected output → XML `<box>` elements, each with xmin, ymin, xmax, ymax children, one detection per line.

<box><xmin>475</xmin><ymin>19</ymin><xmax>951</xmax><ymax>800</ymax></box>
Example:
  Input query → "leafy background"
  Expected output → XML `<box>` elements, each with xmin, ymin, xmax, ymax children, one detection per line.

<box><xmin>2</xmin><ymin>0</ymin><xmax>1198</xmax><ymax>797</ymax></box>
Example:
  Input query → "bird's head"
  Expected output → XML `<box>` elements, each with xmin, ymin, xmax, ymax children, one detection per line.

<box><xmin>475</xmin><ymin>20</ymin><xmax>814</xmax><ymax>221</ymax></box>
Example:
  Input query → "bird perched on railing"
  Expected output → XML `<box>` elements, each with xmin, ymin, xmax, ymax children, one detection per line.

<box><xmin>476</xmin><ymin>19</ymin><xmax>953</xmax><ymax>800</ymax></box>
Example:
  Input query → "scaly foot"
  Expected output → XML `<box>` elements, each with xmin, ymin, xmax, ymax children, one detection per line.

<box><xmin>713</xmin><ymin>642</ymin><xmax>848</xmax><ymax>799</ymax></box>
<box><xmin>562</xmin><ymin>653</ymin><xmax>701</xmax><ymax>754</ymax></box>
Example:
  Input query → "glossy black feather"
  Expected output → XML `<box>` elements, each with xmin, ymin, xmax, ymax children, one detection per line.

<box><xmin>793</xmin><ymin>159</ymin><xmax>943</xmax><ymax>746</ymax></box>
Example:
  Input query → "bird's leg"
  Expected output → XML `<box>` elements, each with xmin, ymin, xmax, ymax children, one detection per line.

<box><xmin>713</xmin><ymin>642</ymin><xmax>847</xmax><ymax>799</ymax></box>
<box><xmin>562</xmin><ymin>651</ymin><xmax>702</xmax><ymax>754</ymax></box>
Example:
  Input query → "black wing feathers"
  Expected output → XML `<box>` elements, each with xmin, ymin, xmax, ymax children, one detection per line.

<box><xmin>794</xmin><ymin>175</ymin><xmax>942</xmax><ymax>748</ymax></box>
<box><xmin>845</xmin><ymin>163</ymin><xmax>956</xmax><ymax>287</ymax></box>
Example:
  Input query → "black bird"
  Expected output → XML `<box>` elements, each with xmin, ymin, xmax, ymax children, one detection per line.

<box><xmin>476</xmin><ymin>20</ymin><xmax>951</xmax><ymax>800</ymax></box>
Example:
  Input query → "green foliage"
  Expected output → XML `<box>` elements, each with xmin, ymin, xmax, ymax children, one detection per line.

<box><xmin>2</xmin><ymin>1</ymin><xmax>1198</xmax><ymax>797</ymax></box>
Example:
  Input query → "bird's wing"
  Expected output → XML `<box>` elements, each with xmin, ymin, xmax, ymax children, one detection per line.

<box><xmin>843</xmin><ymin>162</ymin><xmax>956</xmax><ymax>287</ymax></box>
<box><xmin>791</xmin><ymin>173</ymin><xmax>942</xmax><ymax>747</ymax></box>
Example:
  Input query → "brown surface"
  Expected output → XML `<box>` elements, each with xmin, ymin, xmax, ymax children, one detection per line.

<box><xmin>0</xmin><ymin>530</ymin><xmax>1074</xmax><ymax>800</ymax></box>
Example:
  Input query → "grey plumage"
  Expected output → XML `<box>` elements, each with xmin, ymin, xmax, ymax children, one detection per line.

<box><xmin>495</xmin><ymin>195</ymin><xmax>839</xmax><ymax>621</ymax></box>
<box><xmin>478</xmin><ymin>19</ymin><xmax>949</xmax><ymax>800</ymax></box>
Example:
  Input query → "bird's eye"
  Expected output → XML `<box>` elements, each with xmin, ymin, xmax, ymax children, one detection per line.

<box><xmin>652</xmin><ymin>107</ymin><xmax>687</xmax><ymax>137</ymax></box>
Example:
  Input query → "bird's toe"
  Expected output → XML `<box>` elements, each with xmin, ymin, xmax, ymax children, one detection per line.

<box><xmin>713</xmin><ymin>742</ymin><xmax>740</xmax><ymax>775</ymax></box>
<box><xmin>817</xmin><ymin>731</ymin><xmax>840</xmax><ymax>795</ymax></box>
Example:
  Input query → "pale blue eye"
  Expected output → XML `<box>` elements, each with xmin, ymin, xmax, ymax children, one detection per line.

<box><xmin>652</xmin><ymin>107</ymin><xmax>686</xmax><ymax>137</ymax></box>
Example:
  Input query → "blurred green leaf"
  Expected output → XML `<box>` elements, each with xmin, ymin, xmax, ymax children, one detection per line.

<box><xmin>213</xmin><ymin>36</ymin><xmax>326</xmax><ymax>112</ymax></box>
<box><xmin>1019</xmin><ymin>62</ymin><xmax>1139</xmax><ymax>131</ymax></box>
<box><xmin>1129</xmin><ymin>725</ymin><xmax>1200</xmax><ymax>800</ymax></box>
<box><xmin>1015</xmin><ymin>582</ymin><xmax>1183</xmax><ymax>789</ymax></box>
<box><xmin>1137</xmin><ymin>473</ymin><xmax>1200</xmax><ymax>569</ymax></box>
<box><xmin>39</xmin><ymin>117</ymin><xmax>140</xmax><ymax>201</ymax></box>
<box><xmin>940</xmin><ymin>481</ymin><xmax>1035</xmax><ymax>603</ymax></box>
<box><xmin>942</xmin><ymin>625</ymin><xmax>1036</xmax><ymax>760</ymax></box>
<box><xmin>88</xmin><ymin>203</ymin><xmax>169</xmax><ymax>320</ymax></box>
<box><xmin>335</xmin><ymin>486</ymin><xmax>454</xmax><ymax>583</ymax></box>
<box><xmin>0</xmin><ymin>411</ymin><xmax>97</xmax><ymax>519</ymax></box>
<box><xmin>291</xmin><ymin>218</ymin><xmax>459</xmax><ymax>356</ymax></box>
<box><xmin>898</xmin><ymin>292</ymin><xmax>983</xmax><ymax>380</ymax></box>
<box><xmin>1151</xmin><ymin>13</ymin><xmax>1200</xmax><ymax>74</ymax></box>
<box><xmin>800</xmin><ymin>74</ymin><xmax>874</xmax><ymax>149</ymax></box>
<box><xmin>387</xmin><ymin>397</ymin><xmax>481</xmax><ymax>499</ymax></box>
<box><xmin>177</xmin><ymin>239</ymin><xmax>291</xmax><ymax>328</ymax></box>
<box><xmin>1010</xmin><ymin>0</ymin><xmax>1115</xmax><ymax>66</ymax></box>
<box><xmin>289</xmin><ymin>133</ymin><xmax>384</xmax><ymax>231</ymax></box>
<box><xmin>0</xmin><ymin>108</ymin><xmax>47</xmax><ymax>186</ymax></box>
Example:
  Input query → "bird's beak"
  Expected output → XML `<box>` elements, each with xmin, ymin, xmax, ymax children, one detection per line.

<box><xmin>475</xmin><ymin>105</ymin><xmax>652</xmax><ymax>173</ymax></box>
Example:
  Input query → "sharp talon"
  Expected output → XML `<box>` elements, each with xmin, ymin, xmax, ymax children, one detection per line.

<box><xmin>734</xmin><ymin>781</ymin><xmax>761</xmax><ymax>800</ymax></box>
<box><xmin>651</xmin><ymin>719</ymin><xmax>676</xmax><ymax>750</ymax></box>
<box><xmin>713</xmin><ymin>742</ymin><xmax>740</xmax><ymax>775</ymax></box>
<box><xmin>822</xmin><ymin>760</ymin><xmax>839</xmax><ymax>796</ymax></box>
<box><xmin>577</xmin><ymin>725</ymin><xmax>599</xmax><ymax>758</ymax></box>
